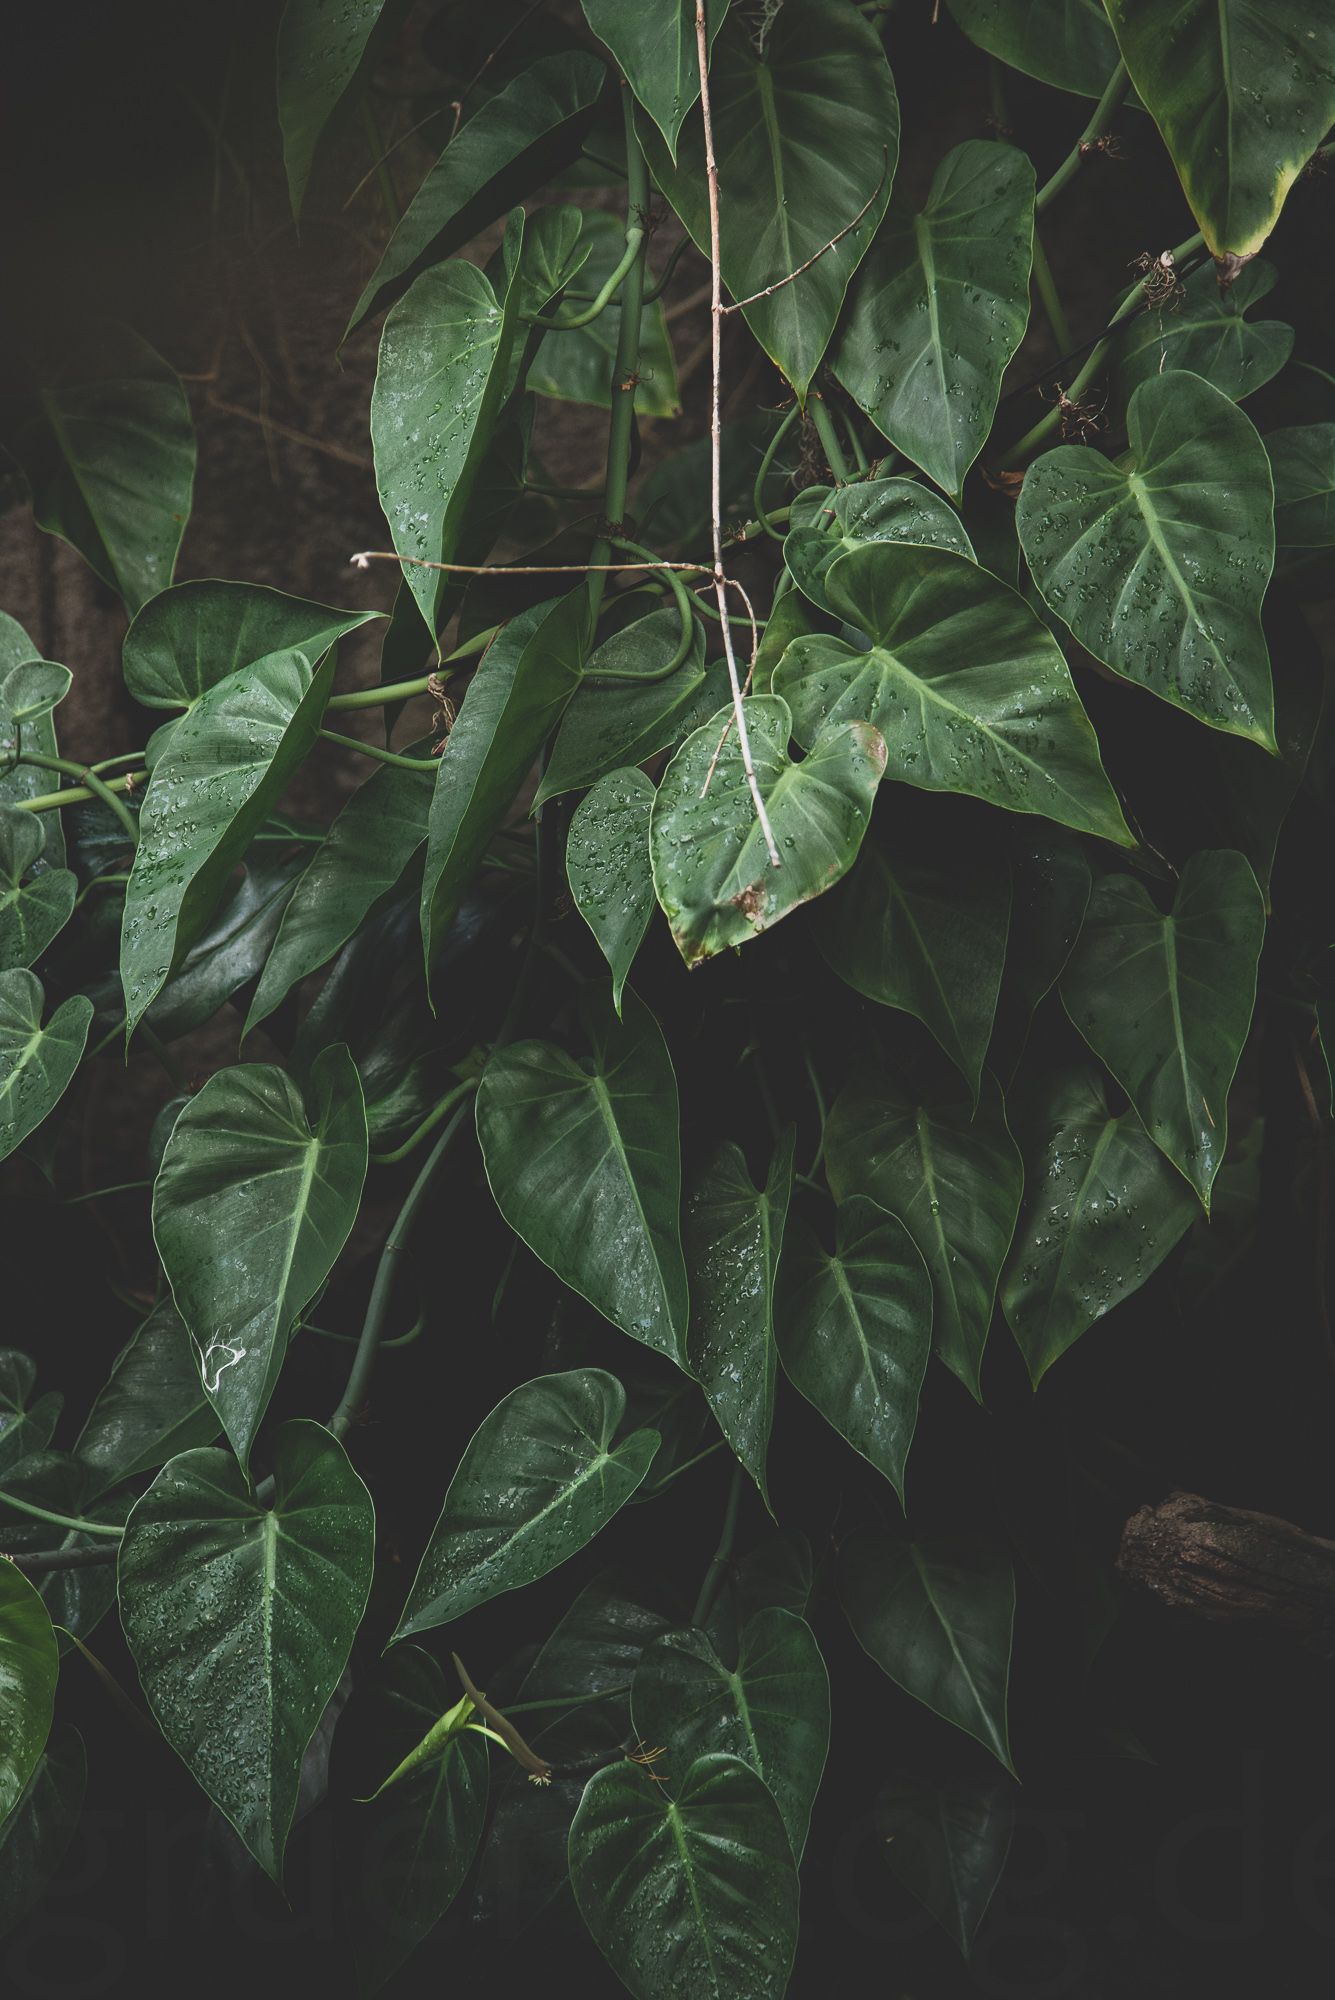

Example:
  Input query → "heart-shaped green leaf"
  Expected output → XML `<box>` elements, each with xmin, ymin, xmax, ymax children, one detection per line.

<box><xmin>1018</xmin><ymin>372</ymin><xmax>1277</xmax><ymax>747</ymax></box>
<box><xmin>631</xmin><ymin>1609</ymin><xmax>829</xmax><ymax>1858</ymax></box>
<box><xmin>567</xmin><ymin>769</ymin><xmax>656</xmax><ymax>1015</ymax></box>
<box><xmin>119</xmin><ymin>647</ymin><xmax>336</xmax><ymax>1037</ymax></box>
<box><xmin>0</xmin><ymin>1355</ymin><xmax>59</xmax><ymax>1481</ymax></box>
<box><xmin>946</xmin><ymin>0</ymin><xmax>1122</xmax><ymax>97</ymax></box>
<box><xmin>152</xmin><ymin>1044</ymin><xmax>368</xmax><ymax>1466</ymax></box>
<box><xmin>0</xmin><ymin>806</ymin><xmax>75</xmax><ymax>971</ymax></box>
<box><xmin>833</xmin><ymin>140</ymin><xmax>1034</xmax><ymax>499</ymax></box>
<box><xmin>775</xmin><ymin>1195</ymin><xmax>931</xmax><ymax>1501</ymax></box>
<box><xmin>246</xmin><ymin>755</ymin><xmax>431</xmax><ymax>1033</ymax></box>
<box><xmin>347</xmin><ymin>53</ymin><xmax>607</xmax><ymax>332</ymax></box>
<box><xmin>1114</xmin><ymin>260</ymin><xmax>1293</xmax><ymax>406</ymax></box>
<box><xmin>343</xmin><ymin>1645</ymin><xmax>490</xmax><ymax>1995</ymax></box>
<box><xmin>277</xmin><ymin>0</ymin><xmax>394</xmax><ymax>219</ymax></box>
<box><xmin>1058</xmin><ymin>850</ymin><xmax>1265</xmax><ymax>1206</ymax></box>
<box><xmin>875</xmin><ymin>1772</ymin><xmax>1013</xmax><ymax>1958</ymax></box>
<box><xmin>991</xmin><ymin>829</ymin><xmax>1092</xmax><ymax>1076</ymax></box>
<box><xmin>1001</xmin><ymin>1067</ymin><xmax>1201</xmax><ymax>1383</ymax></box>
<box><xmin>642</xmin><ymin>0</ymin><xmax>898</xmax><ymax>393</ymax></box>
<box><xmin>0</xmin><ymin>971</ymin><xmax>92</xmax><ymax>1165</ymax></box>
<box><xmin>1104</xmin><ymin>0</ymin><xmax>1335</xmax><ymax>256</ymax></box>
<box><xmin>0</xmin><ymin>624</ymin><xmax>68</xmax><ymax>874</ymax></box>
<box><xmin>1268</xmin><ymin>425</ymin><xmax>1335</xmax><ymax>548</ymax></box>
<box><xmin>123</xmin><ymin>580</ymin><xmax>379</xmax><ymax>710</ymax></box>
<box><xmin>394</xmin><ymin>1369</ymin><xmax>659</xmax><ymax>1640</ymax></box>
<box><xmin>814</xmin><ymin>810</ymin><xmax>1012</xmax><ymax>1101</ymax></box>
<box><xmin>684</xmin><ymin>1133</ymin><xmax>794</xmax><ymax>1509</ymax></box>
<box><xmin>421</xmin><ymin>590</ymin><xmax>590</xmax><ymax>970</ymax></box>
<box><xmin>824</xmin><ymin>1070</ymin><xmax>1022</xmax><ymax>1399</ymax></box>
<box><xmin>75</xmin><ymin>1298</ymin><xmax>218</xmax><ymax>1500</ymax></box>
<box><xmin>118</xmin><ymin>1420</ymin><xmax>374</xmax><ymax>1882</ymax></box>
<box><xmin>650</xmin><ymin>695</ymin><xmax>886</xmax><ymax>967</ymax></box>
<box><xmin>0</xmin><ymin>1726</ymin><xmax>85</xmax><ymax>1942</ymax></box>
<box><xmin>579</xmin><ymin>0</ymin><xmax>727</xmax><ymax>158</ymax></box>
<box><xmin>0</xmin><ymin>1560</ymin><xmax>58</xmax><ymax>1828</ymax></box>
<box><xmin>838</xmin><ymin>1530</ymin><xmax>1016</xmax><ymax>1771</ymax></box>
<box><xmin>4</xmin><ymin>322</ymin><xmax>195</xmax><ymax>612</ymax></box>
<box><xmin>784</xmin><ymin>479</ymin><xmax>974</xmax><ymax>615</ymax></box>
<box><xmin>569</xmin><ymin>1752</ymin><xmax>800</xmax><ymax>2000</ymax></box>
<box><xmin>477</xmin><ymin>986</ymin><xmax>689</xmax><ymax>1363</ymax></box>
<box><xmin>530</xmin><ymin>211</ymin><xmax>680</xmax><ymax>418</ymax></box>
<box><xmin>536</xmin><ymin>607</ymin><xmax>709</xmax><ymax>804</ymax></box>
<box><xmin>776</xmin><ymin>543</ymin><xmax>1133</xmax><ymax>845</ymax></box>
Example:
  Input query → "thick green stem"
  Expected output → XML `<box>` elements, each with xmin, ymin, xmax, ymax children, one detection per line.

<box><xmin>372</xmin><ymin>1077</ymin><xmax>478</xmax><ymax>1166</ymax></box>
<box><xmin>1030</xmin><ymin>229</ymin><xmax>1073</xmax><ymax>355</ymax></box>
<box><xmin>0</xmin><ymin>1490</ymin><xmax>124</xmax><ymax>1539</ymax></box>
<box><xmin>753</xmin><ymin>404</ymin><xmax>801</xmax><ymax>540</ymax></box>
<box><xmin>319</xmin><ymin>728</ymin><xmax>437</xmax><ymax>772</ymax></box>
<box><xmin>1036</xmin><ymin>61</ymin><xmax>1131</xmax><ymax>212</ymax></box>
<box><xmin>532</xmin><ymin>221</ymin><xmax>645</xmax><ymax>330</ymax></box>
<box><xmin>809</xmin><ymin>397</ymin><xmax>852</xmax><ymax>484</ymax></box>
<box><xmin>10</xmin><ymin>754</ymin><xmax>140</xmax><ymax>842</ymax></box>
<box><xmin>588</xmin><ymin>84</ymin><xmax>650</xmax><ymax>616</ymax></box>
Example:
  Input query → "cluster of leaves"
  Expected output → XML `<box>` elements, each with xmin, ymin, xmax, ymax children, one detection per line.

<box><xmin>1</xmin><ymin>0</ymin><xmax>1334</xmax><ymax>1991</ymax></box>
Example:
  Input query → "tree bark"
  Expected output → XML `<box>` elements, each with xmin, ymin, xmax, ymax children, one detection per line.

<box><xmin>1118</xmin><ymin>1490</ymin><xmax>1335</xmax><ymax>1657</ymax></box>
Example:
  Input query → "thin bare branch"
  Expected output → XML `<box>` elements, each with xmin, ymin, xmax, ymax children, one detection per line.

<box><xmin>695</xmin><ymin>3</ymin><xmax>780</xmax><ymax>867</ymax></box>
<box><xmin>349</xmin><ymin>550</ymin><xmax>706</xmax><ymax>577</ymax></box>
<box><xmin>720</xmin><ymin>155</ymin><xmax>886</xmax><ymax>314</ymax></box>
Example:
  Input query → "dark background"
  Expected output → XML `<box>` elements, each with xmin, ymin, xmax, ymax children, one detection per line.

<box><xmin>2</xmin><ymin>3</ymin><xmax>1334</xmax><ymax>1995</ymax></box>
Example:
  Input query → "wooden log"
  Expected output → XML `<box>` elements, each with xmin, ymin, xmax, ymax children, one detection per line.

<box><xmin>1118</xmin><ymin>1490</ymin><xmax>1335</xmax><ymax>1657</ymax></box>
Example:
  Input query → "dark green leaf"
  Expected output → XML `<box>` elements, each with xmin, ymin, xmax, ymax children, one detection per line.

<box><xmin>0</xmin><ymin>1558</ymin><xmax>57</xmax><ymax>1824</ymax></box>
<box><xmin>530</xmin><ymin>211</ymin><xmax>680</xmax><ymax>418</ymax></box>
<box><xmin>570</xmin><ymin>1752</ymin><xmax>800</xmax><ymax>2000</ymax></box>
<box><xmin>76</xmin><ymin>1298</ymin><xmax>218</xmax><ymax>1499</ymax></box>
<box><xmin>946</xmin><ymin>0</ymin><xmax>1122</xmax><ymax>97</ymax></box>
<box><xmin>536</xmin><ymin>607</ymin><xmax>708</xmax><ymax>804</ymax></box>
<box><xmin>0</xmin><ymin>619</ymin><xmax>68</xmax><ymax>869</ymax></box>
<box><xmin>775</xmin><ymin>1195</ymin><xmax>931</xmax><ymax>1501</ymax></box>
<box><xmin>833</xmin><ymin>141</ymin><xmax>1034</xmax><ymax>499</ymax></box>
<box><xmin>118</xmin><ymin>1420</ymin><xmax>374</xmax><ymax>1882</ymax></box>
<box><xmin>824</xmin><ymin>1070</ymin><xmax>1022</xmax><ymax>1399</ymax></box>
<box><xmin>145</xmin><ymin>853</ymin><xmax>304</xmax><ymax>1042</ymax></box>
<box><xmin>421</xmin><ymin>590</ymin><xmax>590</xmax><ymax>969</ymax></box>
<box><xmin>0</xmin><ymin>1726</ymin><xmax>85</xmax><ymax>1941</ymax></box>
<box><xmin>0</xmin><ymin>1455</ymin><xmax>128</xmax><ymax>1648</ymax></box>
<box><xmin>876</xmin><ymin>1772</ymin><xmax>1013</xmax><ymax>1958</ymax></box>
<box><xmin>345</xmin><ymin>1646</ymin><xmax>489</xmax><ymax>1995</ymax></box>
<box><xmin>1104</xmin><ymin>0</ymin><xmax>1335</xmax><ymax>256</ymax></box>
<box><xmin>123</xmin><ymin>580</ymin><xmax>379</xmax><ymax>709</ymax></box>
<box><xmin>1212</xmin><ymin>595</ymin><xmax>1324</xmax><ymax>899</ymax></box>
<box><xmin>152</xmin><ymin>1045</ymin><xmax>368</xmax><ymax>1466</ymax></box>
<box><xmin>246</xmin><ymin>757</ymin><xmax>431</xmax><ymax>1032</ymax></box>
<box><xmin>1268</xmin><ymin>425</ymin><xmax>1335</xmax><ymax>547</ymax></box>
<box><xmin>4</xmin><ymin>322</ymin><xmax>195</xmax><ymax>612</ymax></box>
<box><xmin>567</xmin><ymin>769</ymin><xmax>656</xmax><ymax>1015</ymax></box>
<box><xmin>0</xmin><ymin>806</ymin><xmax>75</xmax><ymax>971</ymax></box>
<box><xmin>650</xmin><ymin>696</ymin><xmax>886</xmax><ymax>966</ymax></box>
<box><xmin>814</xmin><ymin>811</ymin><xmax>1012</xmax><ymax>1101</ymax></box>
<box><xmin>579</xmin><ymin>0</ymin><xmax>728</xmax><ymax>157</ymax></box>
<box><xmin>838</xmin><ymin>1530</ymin><xmax>1016</xmax><ymax>1771</ymax></box>
<box><xmin>642</xmin><ymin>0</ymin><xmax>898</xmax><ymax>393</ymax></box>
<box><xmin>776</xmin><ymin>543</ymin><xmax>1133</xmax><ymax>845</ymax></box>
<box><xmin>0</xmin><ymin>971</ymin><xmax>92</xmax><ymax>1164</ymax></box>
<box><xmin>394</xmin><ymin>1369</ymin><xmax>659</xmax><ymax>1640</ymax></box>
<box><xmin>119</xmin><ymin>648</ymin><xmax>336</xmax><ymax>1037</ymax></box>
<box><xmin>631</xmin><ymin>1609</ymin><xmax>829</xmax><ymax>1857</ymax></box>
<box><xmin>991</xmin><ymin>828</ymin><xmax>1092</xmax><ymax>1075</ymax></box>
<box><xmin>1018</xmin><ymin>372</ymin><xmax>1277</xmax><ymax>747</ymax></box>
<box><xmin>476</xmin><ymin>985</ymin><xmax>690</xmax><ymax>1364</ymax></box>
<box><xmin>346</xmin><ymin>53</ymin><xmax>607</xmax><ymax>331</ymax></box>
<box><xmin>0</xmin><ymin>1355</ymin><xmax>59</xmax><ymax>1481</ymax></box>
<box><xmin>1001</xmin><ymin>1067</ymin><xmax>1200</xmax><ymax>1383</ymax></box>
<box><xmin>1058</xmin><ymin>850</ymin><xmax>1266</xmax><ymax>1206</ymax></box>
<box><xmin>784</xmin><ymin>479</ymin><xmax>974</xmax><ymax>616</ymax></box>
<box><xmin>277</xmin><ymin>0</ymin><xmax>394</xmax><ymax>219</ymax></box>
<box><xmin>684</xmin><ymin>1133</ymin><xmax>794</xmax><ymax>1509</ymax></box>
<box><xmin>1114</xmin><ymin>260</ymin><xmax>1293</xmax><ymax>406</ymax></box>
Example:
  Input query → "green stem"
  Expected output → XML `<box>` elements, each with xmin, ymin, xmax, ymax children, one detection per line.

<box><xmin>1036</xmin><ymin>60</ymin><xmax>1131</xmax><ymax>212</ymax></box>
<box><xmin>319</xmin><ymin>727</ymin><xmax>436</xmax><ymax>772</ymax></box>
<box><xmin>64</xmin><ymin>1179</ymin><xmax>151</xmax><ymax>1204</ymax></box>
<box><xmin>0</xmin><ymin>1490</ymin><xmax>124</xmax><ymax>1539</ymax></box>
<box><xmin>532</xmin><ymin>221</ymin><xmax>645</xmax><ymax>330</ymax></box>
<box><xmin>588</xmin><ymin>86</ymin><xmax>650</xmax><ymax>615</ymax></box>
<box><xmin>1030</xmin><ymin>229</ymin><xmax>1073</xmax><ymax>355</ymax></box>
<box><xmin>586</xmin><ymin>540</ymin><xmax>699</xmax><ymax>680</ymax></box>
<box><xmin>507</xmin><ymin>1683</ymin><xmax>632</xmax><ymax>1716</ymax></box>
<box><xmin>642</xmin><ymin>232</ymin><xmax>693</xmax><ymax>304</ymax></box>
<box><xmin>753</xmin><ymin>404</ymin><xmax>801</xmax><ymax>540</ymax></box>
<box><xmin>372</xmin><ymin>1077</ymin><xmax>478</xmax><ymax>1166</ymax></box>
<box><xmin>10</xmin><ymin>755</ymin><xmax>140</xmax><ymax>842</ymax></box>
<box><xmin>328</xmin><ymin>1098</ymin><xmax>476</xmax><ymax>1441</ymax></box>
<box><xmin>690</xmin><ymin>1464</ymin><xmax>745</xmax><ymax>1629</ymax></box>
<box><xmin>8</xmin><ymin>1543</ymin><xmax>117</xmax><ymax>1574</ymax></box>
<box><xmin>809</xmin><ymin>397</ymin><xmax>852</xmax><ymax>484</ymax></box>
<box><xmin>835</xmin><ymin>399</ymin><xmax>869</xmax><ymax>474</ymax></box>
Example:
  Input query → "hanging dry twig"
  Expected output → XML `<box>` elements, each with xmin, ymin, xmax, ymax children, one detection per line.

<box><xmin>349</xmin><ymin>550</ymin><xmax>707</xmax><ymax>577</ymax></box>
<box><xmin>694</xmin><ymin>2</ymin><xmax>780</xmax><ymax>866</ymax></box>
<box><xmin>720</xmin><ymin>153</ymin><xmax>886</xmax><ymax>314</ymax></box>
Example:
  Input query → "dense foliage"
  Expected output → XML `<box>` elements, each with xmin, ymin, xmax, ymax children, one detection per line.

<box><xmin>1</xmin><ymin>0</ymin><xmax>1333</xmax><ymax>1992</ymax></box>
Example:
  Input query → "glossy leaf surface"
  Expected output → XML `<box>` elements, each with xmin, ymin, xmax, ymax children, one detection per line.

<box><xmin>118</xmin><ymin>1420</ymin><xmax>374</xmax><ymax>1882</ymax></box>
<box><xmin>567</xmin><ymin>769</ymin><xmax>656</xmax><ymax>1015</ymax></box>
<box><xmin>395</xmin><ymin>1369</ymin><xmax>659</xmax><ymax>1639</ymax></box>
<box><xmin>0</xmin><ymin>1560</ymin><xmax>58</xmax><ymax>1826</ymax></box>
<box><xmin>1114</xmin><ymin>260</ymin><xmax>1293</xmax><ymax>406</ymax></box>
<box><xmin>784</xmin><ymin>479</ymin><xmax>974</xmax><ymax>616</ymax></box>
<box><xmin>946</xmin><ymin>0</ymin><xmax>1122</xmax><ymax>96</ymax></box>
<box><xmin>123</xmin><ymin>579</ymin><xmax>378</xmax><ymax>709</ymax></box>
<box><xmin>876</xmin><ymin>1772</ymin><xmax>1013</xmax><ymax>1957</ymax></box>
<box><xmin>0</xmin><ymin>806</ymin><xmax>75</xmax><ymax>971</ymax></box>
<box><xmin>0</xmin><ymin>971</ymin><xmax>92</xmax><ymax>1164</ymax></box>
<box><xmin>579</xmin><ymin>0</ymin><xmax>727</xmax><ymax>157</ymax></box>
<box><xmin>277</xmin><ymin>0</ymin><xmax>392</xmax><ymax>218</ymax></box>
<box><xmin>75</xmin><ymin>1298</ymin><xmax>218</xmax><ymax>1499</ymax></box>
<box><xmin>1268</xmin><ymin>425</ymin><xmax>1335</xmax><ymax>547</ymax></box>
<box><xmin>536</xmin><ymin>606</ymin><xmax>708</xmax><ymax>804</ymax></box>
